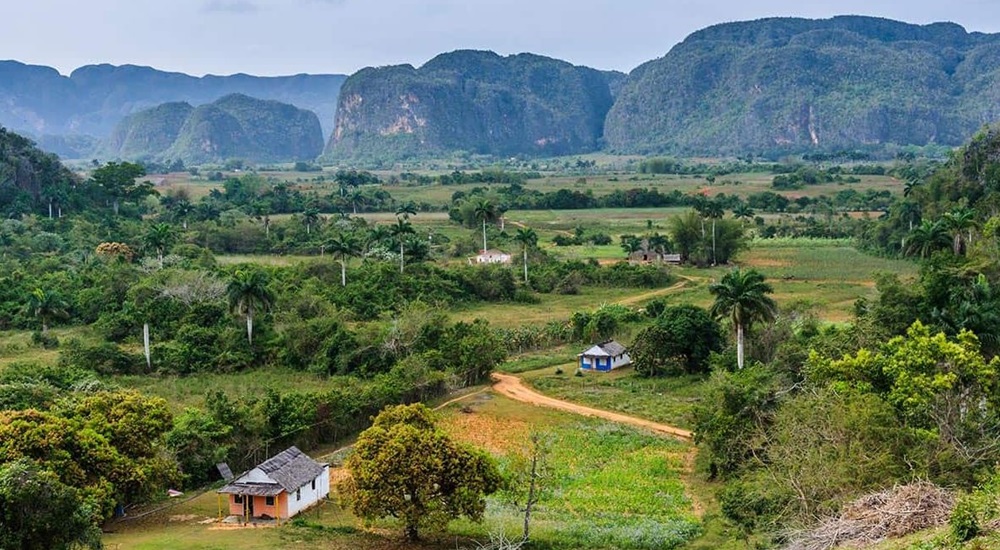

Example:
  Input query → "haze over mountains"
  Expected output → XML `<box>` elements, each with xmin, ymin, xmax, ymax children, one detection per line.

<box><xmin>4</xmin><ymin>15</ymin><xmax>1000</xmax><ymax>163</ymax></box>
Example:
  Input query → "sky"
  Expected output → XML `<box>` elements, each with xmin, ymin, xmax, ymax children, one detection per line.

<box><xmin>3</xmin><ymin>0</ymin><xmax>1000</xmax><ymax>77</ymax></box>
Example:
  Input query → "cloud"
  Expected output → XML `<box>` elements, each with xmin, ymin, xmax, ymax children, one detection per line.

<box><xmin>203</xmin><ymin>0</ymin><xmax>260</xmax><ymax>14</ymax></box>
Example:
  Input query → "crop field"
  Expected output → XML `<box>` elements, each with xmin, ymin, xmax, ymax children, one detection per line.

<box><xmin>102</xmin><ymin>393</ymin><xmax>704</xmax><ymax>550</ymax></box>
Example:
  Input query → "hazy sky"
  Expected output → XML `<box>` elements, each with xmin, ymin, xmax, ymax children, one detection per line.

<box><xmin>4</xmin><ymin>0</ymin><xmax>999</xmax><ymax>76</ymax></box>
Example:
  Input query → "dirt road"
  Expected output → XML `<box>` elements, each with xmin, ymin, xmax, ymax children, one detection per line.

<box><xmin>490</xmin><ymin>372</ymin><xmax>693</xmax><ymax>441</ymax></box>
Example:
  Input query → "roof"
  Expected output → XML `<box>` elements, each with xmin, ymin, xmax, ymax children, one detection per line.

<box><xmin>218</xmin><ymin>446</ymin><xmax>327</xmax><ymax>496</ymax></box>
<box><xmin>578</xmin><ymin>340</ymin><xmax>627</xmax><ymax>357</ymax></box>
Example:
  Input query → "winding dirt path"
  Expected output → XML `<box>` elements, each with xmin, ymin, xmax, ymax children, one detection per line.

<box><xmin>490</xmin><ymin>372</ymin><xmax>692</xmax><ymax>441</ymax></box>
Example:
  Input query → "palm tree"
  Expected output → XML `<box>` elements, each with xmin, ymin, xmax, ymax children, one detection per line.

<box><xmin>709</xmin><ymin>268</ymin><xmax>777</xmax><ymax>370</ymax></box>
<box><xmin>513</xmin><ymin>227</ymin><xmax>538</xmax><ymax>283</ymax></box>
<box><xmin>905</xmin><ymin>220</ymin><xmax>951</xmax><ymax>259</ymax></box>
<box><xmin>474</xmin><ymin>200</ymin><xmax>497</xmax><ymax>253</ymax></box>
<box><xmin>942</xmin><ymin>208</ymin><xmax>976</xmax><ymax>255</ymax></box>
<box><xmin>26</xmin><ymin>288</ymin><xmax>69</xmax><ymax>334</ymax></box>
<box><xmin>704</xmin><ymin>201</ymin><xmax>725</xmax><ymax>265</ymax></box>
<box><xmin>143</xmin><ymin>223</ymin><xmax>176</xmax><ymax>267</ymax></box>
<box><xmin>395</xmin><ymin>202</ymin><xmax>417</xmax><ymax>220</ymax></box>
<box><xmin>303</xmin><ymin>208</ymin><xmax>320</xmax><ymax>236</ymax></box>
<box><xmin>327</xmin><ymin>235</ymin><xmax>358</xmax><ymax>286</ymax></box>
<box><xmin>733</xmin><ymin>204</ymin><xmax>755</xmax><ymax>227</ymax></box>
<box><xmin>390</xmin><ymin>219</ymin><xmax>415</xmax><ymax>273</ymax></box>
<box><xmin>227</xmin><ymin>269</ymin><xmax>275</xmax><ymax>345</ymax></box>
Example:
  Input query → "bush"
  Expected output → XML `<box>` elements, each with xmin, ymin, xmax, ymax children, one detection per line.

<box><xmin>30</xmin><ymin>331</ymin><xmax>59</xmax><ymax>349</ymax></box>
<box><xmin>59</xmin><ymin>340</ymin><xmax>143</xmax><ymax>375</ymax></box>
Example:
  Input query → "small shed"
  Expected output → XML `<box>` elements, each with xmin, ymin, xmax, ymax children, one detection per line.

<box><xmin>217</xmin><ymin>446</ymin><xmax>329</xmax><ymax>522</ymax></box>
<box><xmin>578</xmin><ymin>340</ymin><xmax>631</xmax><ymax>372</ymax></box>
<box><xmin>470</xmin><ymin>249</ymin><xmax>512</xmax><ymax>265</ymax></box>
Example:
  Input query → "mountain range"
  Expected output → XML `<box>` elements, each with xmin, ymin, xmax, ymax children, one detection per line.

<box><xmin>0</xmin><ymin>61</ymin><xmax>345</xmax><ymax>158</ymax></box>
<box><xmin>5</xmin><ymin>15</ymin><xmax>1000</xmax><ymax>162</ymax></box>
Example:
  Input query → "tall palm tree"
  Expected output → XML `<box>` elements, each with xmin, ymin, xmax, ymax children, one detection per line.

<box><xmin>143</xmin><ymin>223</ymin><xmax>176</xmax><ymax>267</ymax></box>
<box><xmin>227</xmin><ymin>269</ymin><xmax>275</xmax><ymax>345</ymax></box>
<box><xmin>905</xmin><ymin>220</ymin><xmax>951</xmax><ymax>259</ymax></box>
<box><xmin>473</xmin><ymin>200</ymin><xmax>497</xmax><ymax>253</ymax></box>
<box><xmin>709</xmin><ymin>268</ymin><xmax>777</xmax><ymax>370</ymax></box>
<box><xmin>390</xmin><ymin>219</ymin><xmax>415</xmax><ymax>273</ymax></box>
<box><xmin>26</xmin><ymin>288</ymin><xmax>69</xmax><ymax>334</ymax></box>
<box><xmin>704</xmin><ymin>201</ymin><xmax>726</xmax><ymax>265</ymax></box>
<box><xmin>732</xmin><ymin>204</ymin><xmax>755</xmax><ymax>227</ymax></box>
<box><xmin>942</xmin><ymin>208</ymin><xmax>976</xmax><ymax>255</ymax></box>
<box><xmin>513</xmin><ymin>227</ymin><xmax>538</xmax><ymax>283</ymax></box>
<box><xmin>303</xmin><ymin>208</ymin><xmax>321</xmax><ymax>236</ymax></box>
<box><xmin>395</xmin><ymin>202</ymin><xmax>417</xmax><ymax>220</ymax></box>
<box><xmin>327</xmin><ymin>234</ymin><xmax>358</xmax><ymax>286</ymax></box>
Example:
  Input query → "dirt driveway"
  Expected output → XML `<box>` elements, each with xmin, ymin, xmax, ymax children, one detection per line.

<box><xmin>490</xmin><ymin>372</ymin><xmax>692</xmax><ymax>441</ymax></box>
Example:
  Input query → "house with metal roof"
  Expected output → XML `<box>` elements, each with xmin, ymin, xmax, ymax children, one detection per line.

<box><xmin>218</xmin><ymin>446</ymin><xmax>329</xmax><ymax>522</ymax></box>
<box><xmin>578</xmin><ymin>340</ymin><xmax>631</xmax><ymax>372</ymax></box>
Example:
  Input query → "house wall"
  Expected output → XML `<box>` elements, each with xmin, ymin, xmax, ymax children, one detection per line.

<box><xmin>227</xmin><ymin>493</ymin><xmax>284</xmax><ymax>519</ymax></box>
<box><xmin>286</xmin><ymin>465</ymin><xmax>331</xmax><ymax>518</ymax></box>
<box><xmin>228</xmin><ymin>495</ymin><xmax>243</xmax><ymax>516</ymax></box>
<box><xmin>611</xmin><ymin>353</ymin><xmax>632</xmax><ymax>369</ymax></box>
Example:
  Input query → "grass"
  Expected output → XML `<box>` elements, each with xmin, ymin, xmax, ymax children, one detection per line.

<box><xmin>519</xmin><ymin>366</ymin><xmax>710</xmax><ymax>432</ymax></box>
<box><xmin>103</xmin><ymin>392</ymin><xmax>702</xmax><ymax>549</ymax></box>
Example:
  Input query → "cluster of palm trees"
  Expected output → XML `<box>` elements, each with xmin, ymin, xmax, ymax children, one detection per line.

<box><xmin>903</xmin><ymin>207</ymin><xmax>977</xmax><ymax>258</ymax></box>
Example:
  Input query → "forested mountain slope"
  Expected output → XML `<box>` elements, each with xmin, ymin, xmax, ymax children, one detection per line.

<box><xmin>324</xmin><ymin>50</ymin><xmax>617</xmax><ymax>160</ymax></box>
<box><xmin>0</xmin><ymin>61</ymin><xmax>345</xmax><ymax>157</ymax></box>
<box><xmin>604</xmin><ymin>16</ymin><xmax>1000</xmax><ymax>156</ymax></box>
<box><xmin>107</xmin><ymin>94</ymin><xmax>324</xmax><ymax>165</ymax></box>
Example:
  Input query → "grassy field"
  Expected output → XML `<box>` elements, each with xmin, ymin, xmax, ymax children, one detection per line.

<box><xmin>520</xmin><ymin>365</ymin><xmax>710</xmax><ymax>432</ymax></box>
<box><xmin>103</xmin><ymin>393</ymin><xmax>709</xmax><ymax>550</ymax></box>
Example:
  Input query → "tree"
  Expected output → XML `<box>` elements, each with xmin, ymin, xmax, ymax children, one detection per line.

<box><xmin>0</xmin><ymin>460</ymin><xmax>102</xmax><ymax>550</ymax></box>
<box><xmin>327</xmin><ymin>234</ymin><xmax>358</xmax><ymax>286</ymax></box>
<box><xmin>631</xmin><ymin>304</ymin><xmax>723</xmax><ymax>376</ymax></box>
<box><xmin>942</xmin><ymin>207</ymin><xmax>977</xmax><ymax>255</ymax></box>
<box><xmin>303</xmin><ymin>207</ymin><xmax>320</xmax><ymax>236</ymax></box>
<box><xmin>25</xmin><ymin>288</ymin><xmax>68</xmax><ymax>334</ymax></box>
<box><xmin>733</xmin><ymin>203</ymin><xmax>755</xmax><ymax>227</ymax></box>
<box><xmin>227</xmin><ymin>268</ymin><xmax>275</xmax><ymax>345</ymax></box>
<box><xmin>905</xmin><ymin>220</ymin><xmax>951</xmax><ymax>258</ymax></box>
<box><xmin>620</xmin><ymin>234</ymin><xmax>643</xmax><ymax>258</ymax></box>
<box><xmin>704</xmin><ymin>200</ymin><xmax>726</xmax><ymax>265</ymax></box>
<box><xmin>143</xmin><ymin>222</ymin><xmax>176</xmax><ymax>267</ymax></box>
<box><xmin>395</xmin><ymin>202</ymin><xmax>417</xmax><ymax>220</ymax></box>
<box><xmin>343</xmin><ymin>404</ymin><xmax>502</xmax><ymax>541</ymax></box>
<box><xmin>390</xmin><ymin>219</ymin><xmax>415</xmax><ymax>274</ymax></box>
<box><xmin>474</xmin><ymin>200</ymin><xmax>497</xmax><ymax>252</ymax></box>
<box><xmin>709</xmin><ymin>268</ymin><xmax>777</xmax><ymax>369</ymax></box>
<box><xmin>90</xmin><ymin>161</ymin><xmax>150</xmax><ymax>216</ymax></box>
<box><xmin>513</xmin><ymin>227</ymin><xmax>537</xmax><ymax>284</ymax></box>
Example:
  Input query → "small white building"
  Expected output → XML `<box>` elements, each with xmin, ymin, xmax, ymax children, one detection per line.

<box><xmin>578</xmin><ymin>340</ymin><xmax>631</xmax><ymax>372</ymax></box>
<box><xmin>218</xmin><ymin>446</ymin><xmax>329</xmax><ymax>522</ymax></box>
<box><xmin>470</xmin><ymin>249</ymin><xmax>512</xmax><ymax>265</ymax></box>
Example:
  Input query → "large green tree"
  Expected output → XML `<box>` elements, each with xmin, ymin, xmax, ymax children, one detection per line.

<box><xmin>390</xmin><ymin>218</ymin><xmax>414</xmax><ymax>274</ymax></box>
<box><xmin>0</xmin><ymin>460</ymin><xmax>102</xmax><ymax>550</ymax></box>
<box><xmin>710</xmin><ymin>268</ymin><xmax>777</xmax><ymax>369</ymax></box>
<box><xmin>142</xmin><ymin>222</ymin><xmax>176</xmax><ymax>267</ymax></box>
<box><xmin>631</xmin><ymin>304</ymin><xmax>723</xmax><ymax>376</ymax></box>
<box><xmin>473</xmin><ymin>200</ymin><xmax>497</xmax><ymax>253</ymax></box>
<box><xmin>327</xmin><ymin>234</ymin><xmax>358</xmax><ymax>287</ymax></box>
<box><xmin>90</xmin><ymin>161</ymin><xmax>151</xmax><ymax>216</ymax></box>
<box><xmin>343</xmin><ymin>403</ymin><xmax>502</xmax><ymax>541</ymax></box>
<box><xmin>25</xmin><ymin>288</ymin><xmax>68</xmax><ymax>334</ymax></box>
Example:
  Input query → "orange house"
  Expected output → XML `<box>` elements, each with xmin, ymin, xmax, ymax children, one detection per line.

<box><xmin>218</xmin><ymin>446</ymin><xmax>330</xmax><ymax>522</ymax></box>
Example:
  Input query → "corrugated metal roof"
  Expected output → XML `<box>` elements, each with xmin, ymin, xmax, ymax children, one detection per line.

<box><xmin>218</xmin><ymin>446</ymin><xmax>326</xmax><ymax>496</ymax></box>
<box><xmin>577</xmin><ymin>340</ymin><xmax>628</xmax><ymax>357</ymax></box>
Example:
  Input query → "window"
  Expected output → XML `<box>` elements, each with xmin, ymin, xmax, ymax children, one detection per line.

<box><xmin>296</xmin><ymin>489</ymin><xmax>301</xmax><ymax>501</ymax></box>
<box><xmin>265</xmin><ymin>496</ymin><xmax>275</xmax><ymax>506</ymax></box>
<box><xmin>311</xmin><ymin>479</ymin><xmax>316</xmax><ymax>491</ymax></box>
<box><xmin>234</xmin><ymin>495</ymin><xmax>243</xmax><ymax>504</ymax></box>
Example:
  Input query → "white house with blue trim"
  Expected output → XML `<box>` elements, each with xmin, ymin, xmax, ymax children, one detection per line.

<box><xmin>578</xmin><ymin>340</ymin><xmax>631</xmax><ymax>372</ymax></box>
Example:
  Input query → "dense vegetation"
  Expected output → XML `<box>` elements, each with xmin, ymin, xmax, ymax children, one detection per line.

<box><xmin>325</xmin><ymin>50</ymin><xmax>617</xmax><ymax>161</ymax></box>
<box><xmin>605</xmin><ymin>16</ymin><xmax>1000</xmax><ymax>156</ymax></box>
<box><xmin>0</xmin><ymin>61</ymin><xmax>345</xmax><ymax>158</ymax></box>
<box><xmin>107</xmin><ymin>94</ymin><xmax>325</xmax><ymax>165</ymax></box>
